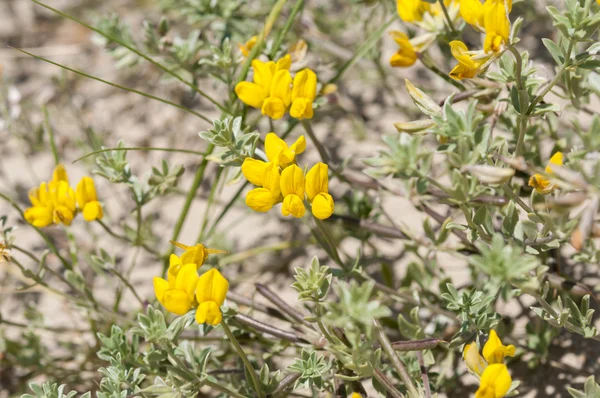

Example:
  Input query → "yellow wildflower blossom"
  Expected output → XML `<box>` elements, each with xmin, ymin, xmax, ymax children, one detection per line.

<box><xmin>170</xmin><ymin>240</ymin><xmax>227</xmax><ymax>270</ymax></box>
<box><xmin>52</xmin><ymin>180</ymin><xmax>77</xmax><ymax>226</ymax></box>
<box><xmin>265</xmin><ymin>133</ymin><xmax>306</xmax><ymax>168</ymax></box>
<box><xmin>24</xmin><ymin>182</ymin><xmax>55</xmax><ymax>228</ymax></box>
<box><xmin>262</xmin><ymin>69</ymin><xmax>293</xmax><ymax>120</ymax></box>
<box><xmin>51</xmin><ymin>164</ymin><xmax>69</xmax><ymax>185</ymax></box>
<box><xmin>483</xmin><ymin>0</ymin><xmax>511</xmax><ymax>53</ymax></box>
<box><xmin>245</xmin><ymin>163</ymin><xmax>283</xmax><ymax>212</ymax></box>
<box><xmin>463</xmin><ymin>342</ymin><xmax>487</xmax><ymax>376</ymax></box>
<box><xmin>154</xmin><ymin>263</ymin><xmax>199</xmax><ymax>316</ymax></box>
<box><xmin>460</xmin><ymin>0</ymin><xmax>485</xmax><ymax>29</ymax></box>
<box><xmin>389</xmin><ymin>31</ymin><xmax>418</xmax><ymax>67</ymax></box>
<box><xmin>482</xmin><ymin>329</ymin><xmax>516</xmax><ymax>364</ymax></box>
<box><xmin>195</xmin><ymin>268</ymin><xmax>229</xmax><ymax>325</ymax></box>
<box><xmin>76</xmin><ymin>177</ymin><xmax>103</xmax><ymax>222</ymax></box>
<box><xmin>280</xmin><ymin>164</ymin><xmax>306</xmax><ymax>218</ymax></box>
<box><xmin>475</xmin><ymin>364</ymin><xmax>512</xmax><ymax>398</ymax></box>
<box><xmin>235</xmin><ymin>55</ymin><xmax>292</xmax><ymax>110</ymax></box>
<box><xmin>238</xmin><ymin>35</ymin><xmax>257</xmax><ymax>57</ymax></box>
<box><xmin>305</xmin><ymin>162</ymin><xmax>334</xmax><ymax>220</ymax></box>
<box><xmin>396</xmin><ymin>0</ymin><xmax>430</xmax><ymax>22</ymax></box>
<box><xmin>290</xmin><ymin>69</ymin><xmax>317</xmax><ymax>120</ymax></box>
<box><xmin>528</xmin><ymin>152</ymin><xmax>563</xmax><ymax>195</ymax></box>
<box><xmin>449</xmin><ymin>40</ymin><xmax>491</xmax><ymax>80</ymax></box>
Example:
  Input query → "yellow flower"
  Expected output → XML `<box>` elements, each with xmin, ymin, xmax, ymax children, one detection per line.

<box><xmin>449</xmin><ymin>40</ymin><xmax>490</xmax><ymax>80</ymax></box>
<box><xmin>76</xmin><ymin>177</ymin><xmax>103</xmax><ymax>222</ymax></box>
<box><xmin>154</xmin><ymin>263</ymin><xmax>199</xmax><ymax>316</ymax></box>
<box><xmin>51</xmin><ymin>180</ymin><xmax>76</xmax><ymax>226</ymax></box>
<box><xmin>280</xmin><ymin>164</ymin><xmax>306</xmax><ymax>218</ymax></box>
<box><xmin>397</xmin><ymin>0</ymin><xmax>430</xmax><ymax>22</ymax></box>
<box><xmin>483</xmin><ymin>0</ymin><xmax>511</xmax><ymax>53</ymax></box>
<box><xmin>195</xmin><ymin>268</ymin><xmax>229</xmax><ymax>325</ymax></box>
<box><xmin>528</xmin><ymin>152</ymin><xmax>563</xmax><ymax>195</ymax></box>
<box><xmin>305</xmin><ymin>162</ymin><xmax>334</xmax><ymax>220</ymax></box>
<box><xmin>482</xmin><ymin>329</ymin><xmax>516</xmax><ymax>364</ymax></box>
<box><xmin>475</xmin><ymin>364</ymin><xmax>512</xmax><ymax>398</ymax></box>
<box><xmin>51</xmin><ymin>164</ymin><xmax>69</xmax><ymax>185</ymax></box>
<box><xmin>460</xmin><ymin>0</ymin><xmax>485</xmax><ymax>29</ymax></box>
<box><xmin>265</xmin><ymin>132</ymin><xmax>306</xmax><ymax>168</ymax></box>
<box><xmin>350</xmin><ymin>393</ymin><xmax>362</xmax><ymax>398</ymax></box>
<box><xmin>463</xmin><ymin>342</ymin><xmax>487</xmax><ymax>376</ymax></box>
<box><xmin>235</xmin><ymin>55</ymin><xmax>292</xmax><ymax>110</ymax></box>
<box><xmin>24</xmin><ymin>182</ymin><xmax>55</xmax><ymax>228</ymax></box>
<box><xmin>170</xmin><ymin>240</ymin><xmax>227</xmax><ymax>270</ymax></box>
<box><xmin>245</xmin><ymin>163</ymin><xmax>283</xmax><ymax>212</ymax></box>
<box><xmin>290</xmin><ymin>69</ymin><xmax>317</xmax><ymax>120</ymax></box>
<box><xmin>389</xmin><ymin>31</ymin><xmax>418</xmax><ymax>67</ymax></box>
<box><xmin>238</xmin><ymin>35</ymin><xmax>257</xmax><ymax>57</ymax></box>
<box><xmin>262</xmin><ymin>69</ymin><xmax>293</xmax><ymax>120</ymax></box>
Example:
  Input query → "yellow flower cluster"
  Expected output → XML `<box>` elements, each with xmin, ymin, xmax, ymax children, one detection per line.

<box><xmin>235</xmin><ymin>55</ymin><xmax>317</xmax><ymax>120</ymax></box>
<box><xmin>238</xmin><ymin>35</ymin><xmax>257</xmax><ymax>57</ymax></box>
<box><xmin>450</xmin><ymin>0</ymin><xmax>512</xmax><ymax>80</ymax></box>
<box><xmin>241</xmin><ymin>133</ymin><xmax>334</xmax><ymax>220</ymax></box>
<box><xmin>528</xmin><ymin>152</ymin><xmax>563</xmax><ymax>195</ymax></box>
<box><xmin>463</xmin><ymin>330</ymin><xmax>515</xmax><ymax>398</ymax></box>
<box><xmin>154</xmin><ymin>241</ymin><xmax>228</xmax><ymax>325</ymax></box>
<box><xmin>390</xmin><ymin>0</ymin><xmax>460</xmax><ymax>68</ymax></box>
<box><xmin>24</xmin><ymin>164</ymin><xmax>103</xmax><ymax>228</ymax></box>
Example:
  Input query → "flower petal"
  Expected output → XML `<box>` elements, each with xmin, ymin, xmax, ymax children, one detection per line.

<box><xmin>311</xmin><ymin>193</ymin><xmax>334</xmax><ymax>220</ymax></box>
<box><xmin>265</xmin><ymin>132</ymin><xmax>287</xmax><ymax>164</ymax></box>
<box><xmin>195</xmin><ymin>301</ymin><xmax>223</xmax><ymax>325</ymax></box>
<box><xmin>196</xmin><ymin>268</ymin><xmax>229</xmax><ymax>306</ymax></box>
<box><xmin>280</xmin><ymin>164</ymin><xmax>305</xmax><ymax>197</ymax></box>
<box><xmin>305</xmin><ymin>162</ymin><xmax>329</xmax><ymax>201</ymax></box>
<box><xmin>241</xmin><ymin>158</ymin><xmax>268</xmax><ymax>186</ymax></box>
<box><xmin>235</xmin><ymin>82</ymin><xmax>269</xmax><ymax>109</ymax></box>
<box><xmin>282</xmin><ymin>194</ymin><xmax>305</xmax><ymax>218</ymax></box>
<box><xmin>246</xmin><ymin>187</ymin><xmax>278</xmax><ymax>212</ymax></box>
<box><xmin>82</xmin><ymin>201</ymin><xmax>103</xmax><ymax>221</ymax></box>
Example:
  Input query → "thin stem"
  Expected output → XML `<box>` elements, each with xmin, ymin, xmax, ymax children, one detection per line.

<box><xmin>74</xmin><ymin>147</ymin><xmax>206</xmax><ymax>163</ymax></box>
<box><xmin>437</xmin><ymin>0</ymin><xmax>458</xmax><ymax>36</ymax></box>
<box><xmin>166</xmin><ymin>146</ymin><xmax>214</xmax><ymax>274</ymax></box>
<box><xmin>416</xmin><ymin>351</ymin><xmax>432</xmax><ymax>398</ymax></box>
<box><xmin>500</xmin><ymin>182</ymin><xmax>533</xmax><ymax>213</ymax></box>
<box><xmin>12</xmin><ymin>47</ymin><xmax>211</xmax><ymax>123</ymax></box>
<box><xmin>30</xmin><ymin>0</ymin><xmax>227</xmax><ymax>113</ymax></box>
<box><xmin>221</xmin><ymin>321</ymin><xmax>265</xmax><ymax>398</ymax></box>
<box><xmin>270</xmin><ymin>0</ymin><xmax>305</xmax><ymax>59</ymax></box>
<box><xmin>420</xmin><ymin>54</ymin><xmax>465</xmax><ymax>90</ymax></box>
<box><xmin>110</xmin><ymin>268</ymin><xmax>145</xmax><ymax>307</ymax></box>
<box><xmin>508</xmin><ymin>46</ymin><xmax>528</xmax><ymax>157</ymax></box>
<box><xmin>271</xmin><ymin>372</ymin><xmax>302</xmax><ymax>397</ymax></box>
<box><xmin>373</xmin><ymin>369</ymin><xmax>405</xmax><ymax>398</ymax></box>
<box><xmin>203</xmin><ymin>379</ymin><xmax>247</xmax><ymax>398</ymax></box>
<box><xmin>301</xmin><ymin>120</ymin><xmax>329</xmax><ymax>164</ymax></box>
<box><xmin>375</xmin><ymin>320</ymin><xmax>419</xmax><ymax>398</ymax></box>
<box><xmin>42</xmin><ymin>105</ymin><xmax>60</xmax><ymax>165</ymax></box>
<box><xmin>527</xmin><ymin>38</ymin><xmax>576</xmax><ymax>115</ymax></box>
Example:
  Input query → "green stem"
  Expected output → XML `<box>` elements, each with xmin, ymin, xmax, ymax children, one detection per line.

<box><xmin>74</xmin><ymin>147</ymin><xmax>206</xmax><ymax>163</ymax></box>
<box><xmin>197</xmin><ymin>167</ymin><xmax>224</xmax><ymax>243</ymax></box>
<box><xmin>328</xmin><ymin>17</ymin><xmax>396</xmax><ymax>85</ymax></box>
<box><xmin>437</xmin><ymin>0</ymin><xmax>458</xmax><ymax>36</ymax></box>
<box><xmin>221</xmin><ymin>321</ymin><xmax>265</xmax><ymax>398</ymax></box>
<box><xmin>301</xmin><ymin>120</ymin><xmax>329</xmax><ymax>163</ymax></box>
<box><xmin>13</xmin><ymin>47</ymin><xmax>211</xmax><ymax>123</ymax></box>
<box><xmin>420</xmin><ymin>54</ymin><xmax>465</xmax><ymax>90</ymax></box>
<box><xmin>508</xmin><ymin>46</ymin><xmax>528</xmax><ymax>157</ymax></box>
<box><xmin>270</xmin><ymin>0</ymin><xmax>305</xmax><ymax>59</ymax></box>
<box><xmin>30</xmin><ymin>1</ymin><xmax>227</xmax><ymax>113</ymax></box>
<box><xmin>165</xmin><ymin>145</ymin><xmax>214</xmax><ymax>274</ymax></box>
<box><xmin>375</xmin><ymin>320</ymin><xmax>419</xmax><ymax>397</ymax></box>
<box><xmin>0</xmin><ymin>191</ymin><xmax>71</xmax><ymax>270</ymax></box>
<box><xmin>110</xmin><ymin>268</ymin><xmax>145</xmax><ymax>307</ymax></box>
<box><xmin>203</xmin><ymin>380</ymin><xmax>247</xmax><ymax>398</ymax></box>
<box><xmin>42</xmin><ymin>105</ymin><xmax>60</xmax><ymax>165</ymax></box>
<box><xmin>526</xmin><ymin>38</ymin><xmax>576</xmax><ymax>115</ymax></box>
